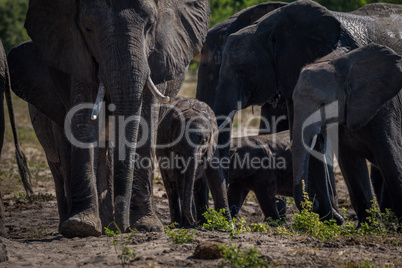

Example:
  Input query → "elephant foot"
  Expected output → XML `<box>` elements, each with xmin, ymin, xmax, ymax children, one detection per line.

<box><xmin>60</xmin><ymin>213</ymin><xmax>102</xmax><ymax>238</ymax></box>
<box><xmin>131</xmin><ymin>214</ymin><xmax>163</xmax><ymax>232</ymax></box>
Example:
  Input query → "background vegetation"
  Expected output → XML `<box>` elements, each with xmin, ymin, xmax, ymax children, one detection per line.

<box><xmin>0</xmin><ymin>0</ymin><xmax>29</xmax><ymax>53</ymax></box>
<box><xmin>1</xmin><ymin>0</ymin><xmax>402</xmax><ymax>53</ymax></box>
<box><xmin>210</xmin><ymin>0</ymin><xmax>402</xmax><ymax>27</ymax></box>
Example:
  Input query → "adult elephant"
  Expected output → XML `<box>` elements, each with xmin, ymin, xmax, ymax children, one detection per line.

<box><xmin>8</xmin><ymin>0</ymin><xmax>210</xmax><ymax>237</ymax></box>
<box><xmin>196</xmin><ymin>1</ymin><xmax>289</xmax><ymax>136</ymax></box>
<box><xmin>0</xmin><ymin>40</ymin><xmax>32</xmax><ymax>237</ymax></box>
<box><xmin>213</xmin><ymin>0</ymin><xmax>402</xmax><ymax>221</ymax></box>
<box><xmin>195</xmin><ymin>3</ymin><xmax>290</xmax><ymax>219</ymax></box>
<box><xmin>292</xmin><ymin>44</ymin><xmax>402</xmax><ymax>224</ymax></box>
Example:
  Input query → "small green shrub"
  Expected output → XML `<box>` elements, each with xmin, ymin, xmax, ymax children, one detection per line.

<box><xmin>266</xmin><ymin>217</ymin><xmax>286</xmax><ymax>227</ymax></box>
<box><xmin>15</xmin><ymin>191</ymin><xmax>55</xmax><ymax>202</ymax></box>
<box><xmin>250</xmin><ymin>223</ymin><xmax>268</xmax><ymax>233</ymax></box>
<box><xmin>356</xmin><ymin>199</ymin><xmax>386</xmax><ymax>236</ymax></box>
<box><xmin>274</xmin><ymin>226</ymin><xmax>293</xmax><ymax>236</ymax></box>
<box><xmin>202</xmin><ymin>208</ymin><xmax>233</xmax><ymax>232</ymax></box>
<box><xmin>291</xmin><ymin>182</ymin><xmax>339</xmax><ymax>240</ymax></box>
<box><xmin>164</xmin><ymin>224</ymin><xmax>197</xmax><ymax>244</ymax></box>
<box><xmin>230</xmin><ymin>217</ymin><xmax>250</xmax><ymax>237</ymax></box>
<box><xmin>104</xmin><ymin>223</ymin><xmax>136</xmax><ymax>267</ymax></box>
<box><xmin>381</xmin><ymin>208</ymin><xmax>399</xmax><ymax>234</ymax></box>
<box><xmin>360</xmin><ymin>260</ymin><xmax>375</xmax><ymax>268</ymax></box>
<box><xmin>218</xmin><ymin>244</ymin><xmax>268</xmax><ymax>268</ymax></box>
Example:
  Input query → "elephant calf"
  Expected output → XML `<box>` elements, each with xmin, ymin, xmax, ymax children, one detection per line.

<box><xmin>227</xmin><ymin>130</ymin><xmax>292</xmax><ymax>221</ymax></box>
<box><xmin>156</xmin><ymin>97</ymin><xmax>219</xmax><ymax>227</ymax></box>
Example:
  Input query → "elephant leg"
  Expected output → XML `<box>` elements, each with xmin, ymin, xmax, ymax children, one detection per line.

<box><xmin>130</xmin><ymin>89</ymin><xmax>163</xmax><ymax>232</ymax></box>
<box><xmin>160</xmin><ymin>168</ymin><xmax>181</xmax><ymax>225</ymax></box>
<box><xmin>227</xmin><ymin>182</ymin><xmax>249</xmax><ymax>219</ymax></box>
<box><xmin>60</xmin><ymin>80</ymin><xmax>101</xmax><ymax>238</ymax></box>
<box><xmin>47</xmin><ymin>160</ymin><xmax>69</xmax><ymax>231</ymax></box>
<box><xmin>29</xmin><ymin>105</ymin><xmax>69</xmax><ymax>231</ymax></box>
<box><xmin>375</xmin><ymin>149</ymin><xmax>402</xmax><ymax>224</ymax></box>
<box><xmin>275</xmin><ymin>197</ymin><xmax>287</xmax><ymax>219</ymax></box>
<box><xmin>252</xmin><ymin>172</ymin><xmax>280</xmax><ymax>220</ymax></box>
<box><xmin>308</xmin><ymin>137</ymin><xmax>335</xmax><ymax>222</ymax></box>
<box><xmin>370</xmin><ymin>165</ymin><xmax>392</xmax><ymax>213</ymax></box>
<box><xmin>194</xmin><ymin>176</ymin><xmax>209</xmax><ymax>225</ymax></box>
<box><xmin>52</xmin><ymin>122</ymin><xmax>72</xmax><ymax>222</ymax></box>
<box><xmin>338</xmin><ymin>143</ymin><xmax>374</xmax><ymax>223</ymax></box>
<box><xmin>97</xmin><ymin>146</ymin><xmax>114</xmax><ymax>230</ymax></box>
<box><xmin>205</xmin><ymin>160</ymin><xmax>231</xmax><ymax>220</ymax></box>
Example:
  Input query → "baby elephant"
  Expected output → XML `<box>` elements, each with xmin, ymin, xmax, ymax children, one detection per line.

<box><xmin>156</xmin><ymin>97</ymin><xmax>218</xmax><ymax>227</ymax></box>
<box><xmin>228</xmin><ymin>130</ymin><xmax>292</xmax><ymax>221</ymax></box>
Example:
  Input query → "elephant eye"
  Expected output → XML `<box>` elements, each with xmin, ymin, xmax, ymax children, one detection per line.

<box><xmin>146</xmin><ymin>16</ymin><xmax>156</xmax><ymax>30</ymax></box>
<box><xmin>149</xmin><ymin>16</ymin><xmax>156</xmax><ymax>26</ymax></box>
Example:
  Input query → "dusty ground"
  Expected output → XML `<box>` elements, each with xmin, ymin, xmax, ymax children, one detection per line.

<box><xmin>0</xmin><ymin>75</ymin><xmax>401</xmax><ymax>267</ymax></box>
<box><xmin>0</xmin><ymin>182</ymin><xmax>401</xmax><ymax>268</ymax></box>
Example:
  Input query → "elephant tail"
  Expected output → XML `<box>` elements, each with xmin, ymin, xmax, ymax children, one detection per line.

<box><xmin>4</xmin><ymin>61</ymin><xmax>33</xmax><ymax>197</ymax></box>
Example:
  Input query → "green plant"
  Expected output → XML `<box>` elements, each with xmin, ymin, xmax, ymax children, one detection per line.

<box><xmin>266</xmin><ymin>217</ymin><xmax>286</xmax><ymax>228</ymax></box>
<box><xmin>274</xmin><ymin>226</ymin><xmax>293</xmax><ymax>236</ymax></box>
<box><xmin>14</xmin><ymin>191</ymin><xmax>55</xmax><ymax>202</ymax></box>
<box><xmin>230</xmin><ymin>217</ymin><xmax>250</xmax><ymax>237</ymax></box>
<box><xmin>291</xmin><ymin>181</ymin><xmax>339</xmax><ymax>240</ymax></box>
<box><xmin>218</xmin><ymin>244</ymin><xmax>268</xmax><ymax>268</ymax></box>
<box><xmin>250</xmin><ymin>223</ymin><xmax>268</xmax><ymax>233</ymax></box>
<box><xmin>104</xmin><ymin>223</ymin><xmax>136</xmax><ymax>267</ymax></box>
<box><xmin>164</xmin><ymin>224</ymin><xmax>197</xmax><ymax>244</ymax></box>
<box><xmin>202</xmin><ymin>208</ymin><xmax>233</xmax><ymax>232</ymax></box>
<box><xmin>15</xmin><ymin>191</ymin><xmax>28</xmax><ymax>201</ymax></box>
<box><xmin>356</xmin><ymin>199</ymin><xmax>386</xmax><ymax>236</ymax></box>
<box><xmin>381</xmin><ymin>208</ymin><xmax>399</xmax><ymax>234</ymax></box>
<box><xmin>360</xmin><ymin>260</ymin><xmax>375</xmax><ymax>268</ymax></box>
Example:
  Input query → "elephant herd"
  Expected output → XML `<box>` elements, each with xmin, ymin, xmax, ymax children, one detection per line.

<box><xmin>0</xmin><ymin>0</ymin><xmax>400</xmax><ymax>238</ymax></box>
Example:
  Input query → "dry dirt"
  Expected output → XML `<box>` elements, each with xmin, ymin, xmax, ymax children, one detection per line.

<box><xmin>0</xmin><ymin>80</ymin><xmax>401</xmax><ymax>267</ymax></box>
<box><xmin>0</xmin><ymin>179</ymin><xmax>401</xmax><ymax>268</ymax></box>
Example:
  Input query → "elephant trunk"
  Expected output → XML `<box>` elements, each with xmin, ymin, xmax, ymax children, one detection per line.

<box><xmin>292</xmin><ymin>137</ymin><xmax>312</xmax><ymax>211</ymax></box>
<box><xmin>180</xmin><ymin>155</ymin><xmax>199</xmax><ymax>226</ymax></box>
<box><xmin>292</xmin><ymin>118</ymin><xmax>321</xmax><ymax>212</ymax></box>
<box><xmin>101</xmin><ymin>49</ymin><xmax>148</xmax><ymax>232</ymax></box>
<box><xmin>213</xmin><ymin>90</ymin><xmax>239</xmax><ymax>184</ymax></box>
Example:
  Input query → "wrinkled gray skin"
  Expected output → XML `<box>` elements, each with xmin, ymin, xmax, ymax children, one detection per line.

<box><xmin>227</xmin><ymin>131</ymin><xmax>292</xmax><ymax>221</ymax></box>
<box><xmin>0</xmin><ymin>41</ymin><xmax>32</xmax><ymax>237</ymax></box>
<box><xmin>196</xmin><ymin>3</ymin><xmax>289</xmax><ymax>187</ymax></box>
<box><xmin>156</xmin><ymin>97</ymin><xmax>229</xmax><ymax>227</ymax></box>
<box><xmin>8</xmin><ymin>0</ymin><xmax>210</xmax><ymax>237</ymax></box>
<box><xmin>215</xmin><ymin>0</ymin><xmax>402</xmax><ymax>222</ymax></box>
<box><xmin>197</xmin><ymin>1</ymin><xmax>289</xmax><ymax>133</ymax></box>
<box><xmin>293</xmin><ymin>44</ymin><xmax>402</xmax><ymax>225</ymax></box>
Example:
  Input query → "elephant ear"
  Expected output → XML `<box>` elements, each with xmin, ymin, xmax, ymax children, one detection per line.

<box><xmin>337</xmin><ymin>44</ymin><xmax>402</xmax><ymax>130</ymax></box>
<box><xmin>149</xmin><ymin>0</ymin><xmax>210</xmax><ymax>84</ymax></box>
<box><xmin>260</xmin><ymin>0</ymin><xmax>341</xmax><ymax>98</ymax></box>
<box><xmin>25</xmin><ymin>0</ymin><xmax>95</xmax><ymax>83</ymax></box>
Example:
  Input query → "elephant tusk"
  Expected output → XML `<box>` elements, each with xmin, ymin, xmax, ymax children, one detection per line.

<box><xmin>286</xmin><ymin>140</ymin><xmax>293</xmax><ymax>150</ymax></box>
<box><xmin>91</xmin><ymin>82</ymin><xmax>106</xmax><ymax>120</ymax></box>
<box><xmin>146</xmin><ymin>76</ymin><xmax>170</xmax><ymax>103</ymax></box>
<box><xmin>218</xmin><ymin>110</ymin><xmax>236</xmax><ymax>130</ymax></box>
<box><xmin>310</xmin><ymin>134</ymin><xmax>318</xmax><ymax>150</ymax></box>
